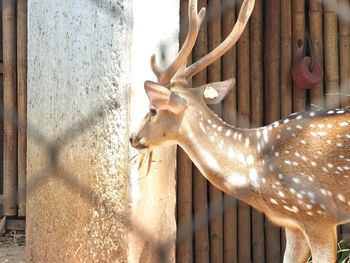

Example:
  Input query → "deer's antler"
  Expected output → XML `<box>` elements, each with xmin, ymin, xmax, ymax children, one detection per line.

<box><xmin>184</xmin><ymin>0</ymin><xmax>255</xmax><ymax>79</ymax></box>
<box><xmin>151</xmin><ymin>0</ymin><xmax>255</xmax><ymax>86</ymax></box>
<box><xmin>151</xmin><ymin>0</ymin><xmax>206</xmax><ymax>86</ymax></box>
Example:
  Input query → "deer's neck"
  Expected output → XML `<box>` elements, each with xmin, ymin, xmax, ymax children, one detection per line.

<box><xmin>178</xmin><ymin>106</ymin><xmax>264</xmax><ymax>201</ymax></box>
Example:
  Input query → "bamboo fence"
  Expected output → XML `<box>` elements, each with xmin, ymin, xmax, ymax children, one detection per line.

<box><xmin>324</xmin><ymin>0</ymin><xmax>340</xmax><ymax>109</ymax></box>
<box><xmin>0</xmin><ymin>0</ymin><xmax>27</xmax><ymax>219</ymax></box>
<box><xmin>176</xmin><ymin>0</ymin><xmax>193</xmax><ymax>261</ymax></box>
<box><xmin>339</xmin><ymin>0</ymin><xmax>350</xmax><ymax>108</ymax></box>
<box><xmin>3</xmin><ymin>0</ymin><xmax>17</xmax><ymax>217</ymax></box>
<box><xmin>208</xmin><ymin>0</ymin><xmax>224</xmax><ymax>261</ymax></box>
<box><xmin>221</xmin><ymin>1</ymin><xmax>237</xmax><ymax>262</ymax></box>
<box><xmin>250</xmin><ymin>0</ymin><xmax>264</xmax><ymax>262</ymax></box>
<box><xmin>17</xmin><ymin>0</ymin><xmax>27</xmax><ymax>217</ymax></box>
<box><xmin>174</xmin><ymin>0</ymin><xmax>350</xmax><ymax>262</ymax></box>
<box><xmin>193</xmin><ymin>0</ymin><xmax>210</xmax><ymax>262</ymax></box>
<box><xmin>264</xmin><ymin>0</ymin><xmax>281</xmax><ymax>261</ymax></box>
<box><xmin>292</xmin><ymin>0</ymin><xmax>306</xmax><ymax>112</ymax></box>
<box><xmin>339</xmin><ymin>0</ymin><xmax>350</xmax><ymax>240</ymax></box>
<box><xmin>309</xmin><ymin>0</ymin><xmax>325</xmax><ymax>109</ymax></box>
<box><xmin>236</xmin><ymin>0</ymin><xmax>251</xmax><ymax>260</ymax></box>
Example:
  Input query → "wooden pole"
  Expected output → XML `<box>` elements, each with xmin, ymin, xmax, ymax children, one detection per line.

<box><xmin>339</xmin><ymin>0</ymin><xmax>350</xmax><ymax>237</ymax></box>
<box><xmin>176</xmin><ymin>1</ymin><xmax>193</xmax><ymax>261</ymax></box>
<box><xmin>309</xmin><ymin>0</ymin><xmax>325</xmax><ymax>109</ymax></box>
<box><xmin>280</xmin><ymin>0</ymin><xmax>293</xmax><ymax>117</ymax></box>
<box><xmin>222</xmin><ymin>1</ymin><xmax>237</xmax><ymax>262</ymax></box>
<box><xmin>3</xmin><ymin>0</ymin><xmax>18</xmax><ymax>216</ymax></box>
<box><xmin>339</xmin><ymin>0</ymin><xmax>350</xmax><ymax>108</ymax></box>
<box><xmin>264</xmin><ymin>0</ymin><xmax>281</xmax><ymax>262</ymax></box>
<box><xmin>207</xmin><ymin>0</ymin><xmax>223</xmax><ymax>262</ymax></box>
<box><xmin>0</xmin><ymin>1</ymin><xmax>3</xmax><ymax>198</ymax></box>
<box><xmin>17</xmin><ymin>0</ymin><xmax>27</xmax><ymax>217</ymax></box>
<box><xmin>292</xmin><ymin>0</ymin><xmax>306</xmax><ymax>112</ymax></box>
<box><xmin>193</xmin><ymin>0</ymin><xmax>209</xmax><ymax>261</ymax></box>
<box><xmin>250</xmin><ymin>0</ymin><xmax>264</xmax><ymax>262</ymax></box>
<box><xmin>236</xmin><ymin>1</ymin><xmax>251</xmax><ymax>262</ymax></box>
<box><xmin>324</xmin><ymin>0</ymin><xmax>340</xmax><ymax>109</ymax></box>
<box><xmin>176</xmin><ymin>148</ymin><xmax>193</xmax><ymax>262</ymax></box>
<box><xmin>280</xmin><ymin>0</ymin><xmax>293</xmax><ymax>253</ymax></box>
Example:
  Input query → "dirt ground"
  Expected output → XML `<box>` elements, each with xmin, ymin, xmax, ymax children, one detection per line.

<box><xmin>0</xmin><ymin>231</ymin><xmax>26</xmax><ymax>262</ymax></box>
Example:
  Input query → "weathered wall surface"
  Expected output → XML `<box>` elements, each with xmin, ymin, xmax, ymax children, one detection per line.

<box><xmin>27</xmin><ymin>0</ymin><xmax>131</xmax><ymax>262</ymax></box>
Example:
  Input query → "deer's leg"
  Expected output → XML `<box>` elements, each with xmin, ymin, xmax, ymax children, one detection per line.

<box><xmin>304</xmin><ymin>224</ymin><xmax>337</xmax><ymax>263</ymax></box>
<box><xmin>283</xmin><ymin>227</ymin><xmax>310</xmax><ymax>263</ymax></box>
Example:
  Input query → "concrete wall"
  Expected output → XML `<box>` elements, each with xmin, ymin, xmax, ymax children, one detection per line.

<box><xmin>27</xmin><ymin>0</ymin><xmax>179</xmax><ymax>262</ymax></box>
<box><xmin>27</xmin><ymin>0</ymin><xmax>131</xmax><ymax>261</ymax></box>
<box><xmin>128</xmin><ymin>0</ymin><xmax>179</xmax><ymax>262</ymax></box>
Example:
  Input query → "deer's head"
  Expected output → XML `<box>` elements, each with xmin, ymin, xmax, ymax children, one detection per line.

<box><xmin>130</xmin><ymin>0</ymin><xmax>255</xmax><ymax>152</ymax></box>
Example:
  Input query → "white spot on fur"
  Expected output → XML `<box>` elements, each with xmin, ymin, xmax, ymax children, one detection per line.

<box><xmin>337</xmin><ymin>194</ymin><xmax>346</xmax><ymax>202</ymax></box>
<box><xmin>293</xmin><ymin>178</ymin><xmax>301</xmax><ymax>184</ymax></box>
<box><xmin>283</xmin><ymin>205</ymin><xmax>298</xmax><ymax>213</ymax></box>
<box><xmin>199</xmin><ymin>122</ymin><xmax>206</xmax><ymax>133</ymax></box>
<box><xmin>228</xmin><ymin>148</ymin><xmax>234</xmax><ymax>159</ymax></box>
<box><xmin>203</xmin><ymin>152</ymin><xmax>219</xmax><ymax>171</ymax></box>
<box><xmin>249</xmin><ymin>168</ymin><xmax>259</xmax><ymax>187</ymax></box>
<box><xmin>278</xmin><ymin>191</ymin><xmax>286</xmax><ymax>198</ymax></box>
<box><xmin>238</xmin><ymin>153</ymin><xmax>245</xmax><ymax>163</ymax></box>
<box><xmin>270</xmin><ymin>198</ymin><xmax>278</xmax><ymax>205</ymax></box>
<box><xmin>228</xmin><ymin>173</ymin><xmax>248</xmax><ymax>187</ymax></box>
<box><xmin>247</xmin><ymin>154</ymin><xmax>254</xmax><ymax>165</ymax></box>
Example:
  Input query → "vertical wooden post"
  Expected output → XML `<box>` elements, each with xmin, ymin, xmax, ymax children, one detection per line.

<box><xmin>339</xmin><ymin>0</ymin><xmax>350</xmax><ymax>108</ymax></box>
<box><xmin>207</xmin><ymin>0</ymin><xmax>223</xmax><ymax>262</ymax></box>
<box><xmin>236</xmin><ymin>1</ymin><xmax>251</xmax><ymax>262</ymax></box>
<box><xmin>250</xmin><ymin>0</ymin><xmax>264</xmax><ymax>262</ymax></box>
<box><xmin>280</xmin><ymin>0</ymin><xmax>293</xmax><ymax>117</ymax></box>
<box><xmin>3</xmin><ymin>0</ymin><xmax>17</xmax><ymax>216</ymax></box>
<box><xmin>280</xmin><ymin>0</ymin><xmax>293</xmax><ymax>253</ymax></box>
<box><xmin>17</xmin><ymin>0</ymin><xmax>27</xmax><ymax>217</ymax></box>
<box><xmin>292</xmin><ymin>0</ymin><xmax>306</xmax><ymax>112</ymax></box>
<box><xmin>222</xmin><ymin>1</ymin><xmax>237</xmax><ymax>262</ymax></box>
<box><xmin>324</xmin><ymin>0</ymin><xmax>340</xmax><ymax>109</ymax></box>
<box><xmin>176</xmin><ymin>1</ymin><xmax>193</xmax><ymax>262</ymax></box>
<box><xmin>339</xmin><ymin>0</ymin><xmax>350</xmax><ymax>238</ymax></box>
<box><xmin>264</xmin><ymin>0</ymin><xmax>281</xmax><ymax>262</ymax></box>
<box><xmin>193</xmin><ymin>0</ymin><xmax>209</xmax><ymax>261</ymax></box>
<box><xmin>309</xmin><ymin>0</ymin><xmax>324</xmax><ymax>109</ymax></box>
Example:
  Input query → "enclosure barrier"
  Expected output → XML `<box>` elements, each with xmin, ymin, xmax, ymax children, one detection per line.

<box><xmin>0</xmin><ymin>0</ymin><xmax>348</xmax><ymax>261</ymax></box>
<box><xmin>1</xmin><ymin>0</ymin><xmax>27</xmax><ymax>224</ymax></box>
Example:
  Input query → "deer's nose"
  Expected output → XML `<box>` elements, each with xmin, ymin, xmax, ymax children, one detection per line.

<box><xmin>129</xmin><ymin>134</ymin><xmax>138</xmax><ymax>145</ymax></box>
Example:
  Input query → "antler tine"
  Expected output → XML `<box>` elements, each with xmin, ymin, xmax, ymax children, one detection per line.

<box><xmin>184</xmin><ymin>0</ymin><xmax>255</xmax><ymax>79</ymax></box>
<box><xmin>150</xmin><ymin>0</ymin><xmax>206</xmax><ymax>86</ymax></box>
<box><xmin>150</xmin><ymin>54</ymin><xmax>162</xmax><ymax>81</ymax></box>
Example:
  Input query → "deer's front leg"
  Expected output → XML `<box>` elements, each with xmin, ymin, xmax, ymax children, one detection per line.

<box><xmin>283</xmin><ymin>227</ymin><xmax>310</xmax><ymax>263</ymax></box>
<box><xmin>304</xmin><ymin>224</ymin><xmax>337</xmax><ymax>263</ymax></box>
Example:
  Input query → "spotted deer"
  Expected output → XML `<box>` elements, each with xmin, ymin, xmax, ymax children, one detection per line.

<box><xmin>129</xmin><ymin>0</ymin><xmax>350</xmax><ymax>262</ymax></box>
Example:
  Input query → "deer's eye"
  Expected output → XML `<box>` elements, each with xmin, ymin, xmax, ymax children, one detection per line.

<box><xmin>150</xmin><ymin>108</ymin><xmax>157</xmax><ymax>116</ymax></box>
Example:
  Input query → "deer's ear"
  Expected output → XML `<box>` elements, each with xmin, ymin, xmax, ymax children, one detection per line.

<box><xmin>202</xmin><ymin>78</ymin><xmax>235</xmax><ymax>104</ymax></box>
<box><xmin>144</xmin><ymin>81</ymin><xmax>187</xmax><ymax>114</ymax></box>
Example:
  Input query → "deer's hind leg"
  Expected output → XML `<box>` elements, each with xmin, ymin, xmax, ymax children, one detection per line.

<box><xmin>303</xmin><ymin>223</ymin><xmax>337</xmax><ymax>263</ymax></box>
<box><xmin>283</xmin><ymin>227</ymin><xmax>310</xmax><ymax>263</ymax></box>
